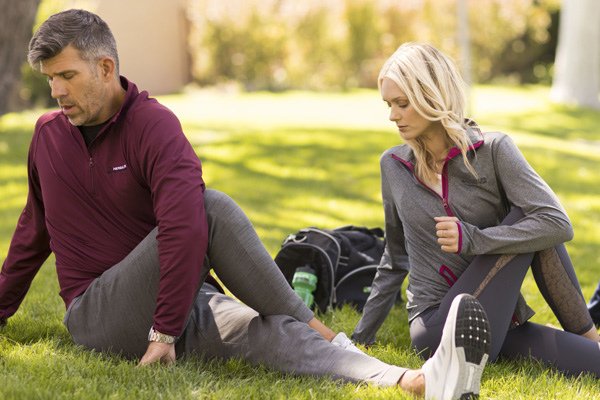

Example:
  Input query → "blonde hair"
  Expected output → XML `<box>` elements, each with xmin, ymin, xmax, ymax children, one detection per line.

<box><xmin>379</xmin><ymin>42</ymin><xmax>476</xmax><ymax>184</ymax></box>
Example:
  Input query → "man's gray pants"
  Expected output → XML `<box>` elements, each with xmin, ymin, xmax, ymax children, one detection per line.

<box><xmin>63</xmin><ymin>189</ymin><xmax>405</xmax><ymax>386</ymax></box>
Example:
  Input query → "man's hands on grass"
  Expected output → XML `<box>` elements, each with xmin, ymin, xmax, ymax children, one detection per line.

<box><xmin>138</xmin><ymin>341</ymin><xmax>176</xmax><ymax>366</ymax></box>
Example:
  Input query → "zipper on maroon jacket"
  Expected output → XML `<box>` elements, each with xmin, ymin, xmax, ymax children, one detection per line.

<box><xmin>89</xmin><ymin>156</ymin><xmax>95</xmax><ymax>195</ymax></box>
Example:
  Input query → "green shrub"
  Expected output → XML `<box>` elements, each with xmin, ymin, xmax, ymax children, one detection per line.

<box><xmin>187</xmin><ymin>0</ymin><xmax>561</xmax><ymax>90</ymax></box>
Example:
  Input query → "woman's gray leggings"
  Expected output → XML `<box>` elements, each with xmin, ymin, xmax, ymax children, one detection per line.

<box><xmin>410</xmin><ymin>208</ymin><xmax>600</xmax><ymax>378</ymax></box>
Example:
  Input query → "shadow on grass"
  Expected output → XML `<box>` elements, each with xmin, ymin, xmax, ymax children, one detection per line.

<box><xmin>518</xmin><ymin>145</ymin><xmax>599</xmax><ymax>196</ymax></box>
<box><xmin>186</xmin><ymin>125</ymin><xmax>397</xmax><ymax>249</ymax></box>
<box><xmin>489</xmin><ymin>354</ymin><xmax>600</xmax><ymax>392</ymax></box>
<box><xmin>488</xmin><ymin>106</ymin><xmax>600</xmax><ymax>142</ymax></box>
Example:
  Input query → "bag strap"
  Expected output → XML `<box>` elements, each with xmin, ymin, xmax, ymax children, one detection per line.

<box><xmin>334</xmin><ymin>225</ymin><xmax>384</xmax><ymax>238</ymax></box>
<box><xmin>283</xmin><ymin>228</ymin><xmax>343</xmax><ymax>267</ymax></box>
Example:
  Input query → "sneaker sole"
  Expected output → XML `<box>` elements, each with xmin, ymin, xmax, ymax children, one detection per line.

<box><xmin>452</xmin><ymin>294</ymin><xmax>491</xmax><ymax>399</ymax></box>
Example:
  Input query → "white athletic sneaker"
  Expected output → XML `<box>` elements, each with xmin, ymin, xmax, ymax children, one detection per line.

<box><xmin>331</xmin><ymin>332</ymin><xmax>365</xmax><ymax>355</ymax></box>
<box><xmin>422</xmin><ymin>294</ymin><xmax>491</xmax><ymax>400</ymax></box>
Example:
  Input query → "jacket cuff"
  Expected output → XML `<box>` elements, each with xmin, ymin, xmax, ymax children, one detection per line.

<box><xmin>457</xmin><ymin>221</ymin><xmax>475</xmax><ymax>255</ymax></box>
<box><xmin>455</xmin><ymin>221</ymin><xmax>463</xmax><ymax>254</ymax></box>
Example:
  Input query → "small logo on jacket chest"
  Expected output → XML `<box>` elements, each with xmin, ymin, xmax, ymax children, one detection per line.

<box><xmin>461</xmin><ymin>176</ymin><xmax>487</xmax><ymax>185</ymax></box>
<box><xmin>112</xmin><ymin>164</ymin><xmax>127</xmax><ymax>171</ymax></box>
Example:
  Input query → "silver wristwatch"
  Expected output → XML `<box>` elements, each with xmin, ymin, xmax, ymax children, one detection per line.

<box><xmin>148</xmin><ymin>327</ymin><xmax>176</xmax><ymax>344</ymax></box>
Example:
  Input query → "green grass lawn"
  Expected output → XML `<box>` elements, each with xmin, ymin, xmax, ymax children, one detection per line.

<box><xmin>0</xmin><ymin>85</ymin><xmax>599</xmax><ymax>399</ymax></box>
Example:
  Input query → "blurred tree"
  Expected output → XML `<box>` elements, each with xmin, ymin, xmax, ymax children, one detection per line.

<box><xmin>187</xmin><ymin>0</ymin><xmax>561</xmax><ymax>91</ymax></box>
<box><xmin>551</xmin><ymin>0</ymin><xmax>600</xmax><ymax>109</ymax></box>
<box><xmin>345</xmin><ymin>0</ymin><xmax>381</xmax><ymax>87</ymax></box>
<box><xmin>0</xmin><ymin>0</ymin><xmax>41</xmax><ymax>115</ymax></box>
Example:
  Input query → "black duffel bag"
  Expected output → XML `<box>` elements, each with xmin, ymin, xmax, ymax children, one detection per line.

<box><xmin>274</xmin><ymin>226</ymin><xmax>385</xmax><ymax>313</ymax></box>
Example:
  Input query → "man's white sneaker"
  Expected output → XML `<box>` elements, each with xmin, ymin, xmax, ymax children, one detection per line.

<box><xmin>422</xmin><ymin>294</ymin><xmax>491</xmax><ymax>400</ymax></box>
<box><xmin>331</xmin><ymin>332</ymin><xmax>365</xmax><ymax>355</ymax></box>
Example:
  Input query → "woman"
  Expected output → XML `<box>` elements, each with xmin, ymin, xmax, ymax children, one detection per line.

<box><xmin>352</xmin><ymin>42</ymin><xmax>600</xmax><ymax>377</ymax></box>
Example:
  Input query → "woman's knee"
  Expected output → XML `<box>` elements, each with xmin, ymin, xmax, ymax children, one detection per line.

<box><xmin>409</xmin><ymin>318</ymin><xmax>441</xmax><ymax>359</ymax></box>
<box><xmin>500</xmin><ymin>207</ymin><xmax>524</xmax><ymax>226</ymax></box>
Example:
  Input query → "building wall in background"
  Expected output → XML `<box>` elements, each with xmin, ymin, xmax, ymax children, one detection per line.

<box><xmin>96</xmin><ymin>0</ymin><xmax>190</xmax><ymax>95</ymax></box>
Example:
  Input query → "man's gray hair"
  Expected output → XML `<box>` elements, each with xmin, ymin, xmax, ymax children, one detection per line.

<box><xmin>28</xmin><ymin>9</ymin><xmax>119</xmax><ymax>74</ymax></box>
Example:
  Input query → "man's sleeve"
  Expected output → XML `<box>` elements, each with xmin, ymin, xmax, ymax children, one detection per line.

<box><xmin>136</xmin><ymin>109</ymin><xmax>208</xmax><ymax>337</ymax></box>
<box><xmin>0</xmin><ymin>132</ymin><xmax>52</xmax><ymax>323</ymax></box>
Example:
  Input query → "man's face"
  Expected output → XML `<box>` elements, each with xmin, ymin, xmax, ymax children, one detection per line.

<box><xmin>40</xmin><ymin>45</ymin><xmax>109</xmax><ymax>126</ymax></box>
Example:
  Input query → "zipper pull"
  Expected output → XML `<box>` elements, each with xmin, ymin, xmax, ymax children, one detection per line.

<box><xmin>442</xmin><ymin>198</ymin><xmax>455</xmax><ymax>217</ymax></box>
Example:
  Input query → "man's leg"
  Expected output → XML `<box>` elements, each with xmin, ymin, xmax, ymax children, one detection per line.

<box><xmin>63</xmin><ymin>212</ymin><xmax>489</xmax><ymax>398</ymax></box>
<box><xmin>181</xmin><ymin>283</ymin><xmax>493</xmax><ymax>400</ymax></box>
<box><xmin>201</xmin><ymin>189</ymin><xmax>313</xmax><ymax>323</ymax></box>
<box><xmin>63</xmin><ymin>189</ymin><xmax>493</xmax><ymax>396</ymax></box>
<box><xmin>178</xmin><ymin>283</ymin><xmax>407</xmax><ymax>386</ymax></box>
<box><xmin>63</xmin><ymin>189</ymin><xmax>323</xmax><ymax>358</ymax></box>
<box><xmin>64</xmin><ymin>227</ymin><xmax>162</xmax><ymax>358</ymax></box>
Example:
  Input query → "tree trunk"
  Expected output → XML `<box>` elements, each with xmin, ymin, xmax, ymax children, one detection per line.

<box><xmin>0</xmin><ymin>0</ymin><xmax>41</xmax><ymax>116</ymax></box>
<box><xmin>550</xmin><ymin>0</ymin><xmax>600</xmax><ymax>109</ymax></box>
<box><xmin>456</xmin><ymin>0</ymin><xmax>472</xmax><ymax>113</ymax></box>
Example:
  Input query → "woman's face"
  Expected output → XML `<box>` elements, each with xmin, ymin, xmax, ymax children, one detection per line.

<box><xmin>380</xmin><ymin>77</ymin><xmax>443</xmax><ymax>142</ymax></box>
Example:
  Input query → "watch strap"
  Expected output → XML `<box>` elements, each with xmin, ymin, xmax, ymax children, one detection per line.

<box><xmin>148</xmin><ymin>327</ymin><xmax>176</xmax><ymax>344</ymax></box>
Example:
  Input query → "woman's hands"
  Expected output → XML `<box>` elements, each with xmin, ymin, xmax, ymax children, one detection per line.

<box><xmin>434</xmin><ymin>216</ymin><xmax>460</xmax><ymax>253</ymax></box>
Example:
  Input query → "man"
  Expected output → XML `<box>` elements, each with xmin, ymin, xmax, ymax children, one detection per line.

<box><xmin>0</xmin><ymin>9</ymin><xmax>490</xmax><ymax>399</ymax></box>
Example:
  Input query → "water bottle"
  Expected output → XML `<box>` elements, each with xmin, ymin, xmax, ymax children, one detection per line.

<box><xmin>292</xmin><ymin>265</ymin><xmax>318</xmax><ymax>308</ymax></box>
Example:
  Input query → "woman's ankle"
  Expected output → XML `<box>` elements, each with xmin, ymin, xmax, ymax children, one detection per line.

<box><xmin>581</xmin><ymin>326</ymin><xmax>600</xmax><ymax>342</ymax></box>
